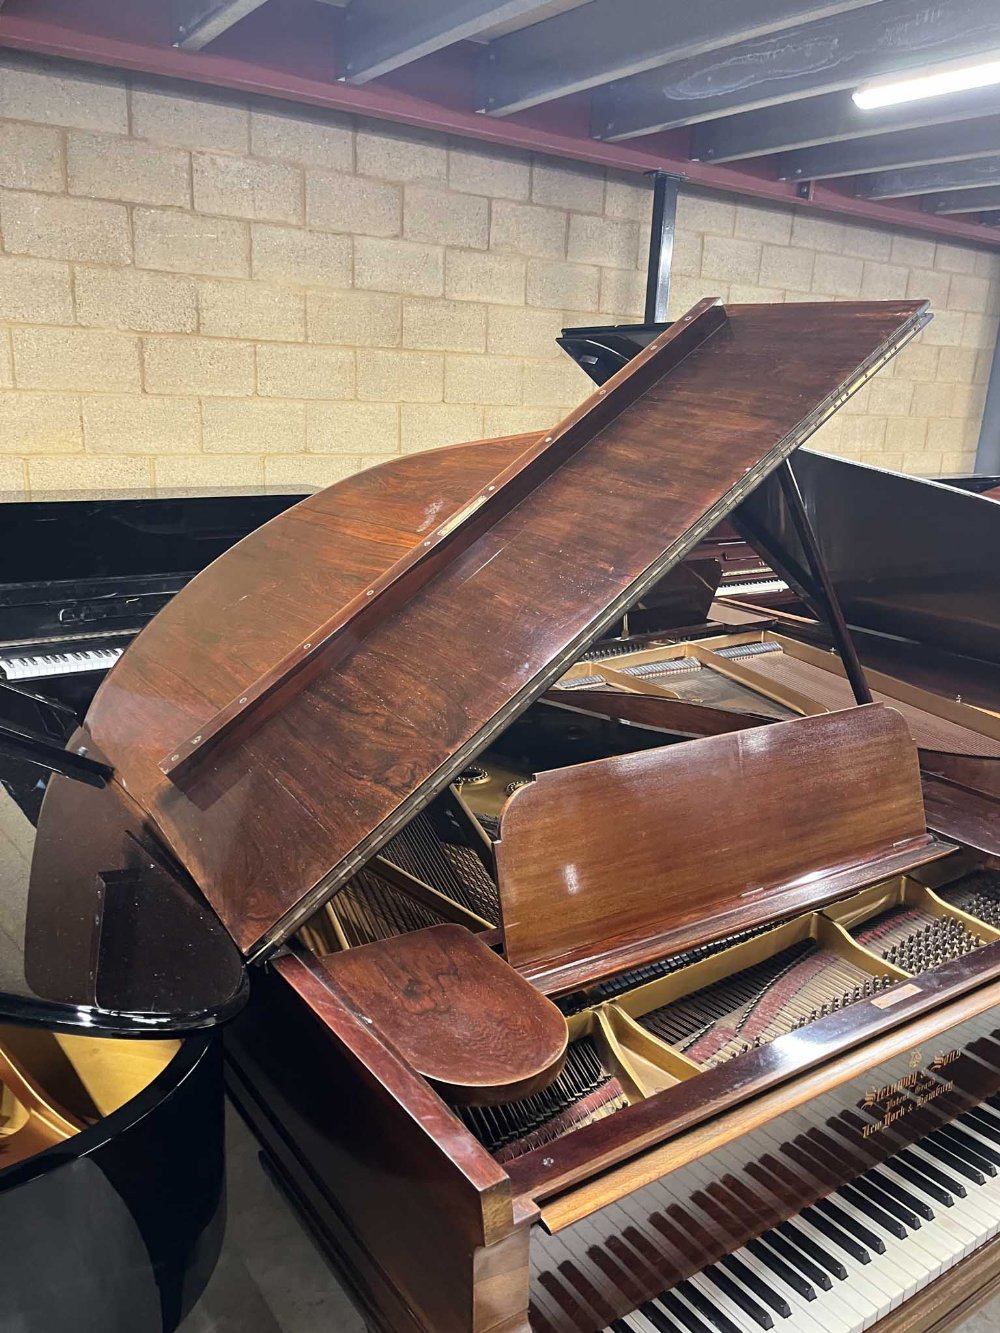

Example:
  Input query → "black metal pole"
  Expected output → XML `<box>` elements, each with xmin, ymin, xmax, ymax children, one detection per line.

<box><xmin>644</xmin><ymin>171</ymin><xmax>683</xmax><ymax>325</ymax></box>
<box><xmin>777</xmin><ymin>460</ymin><xmax>873</xmax><ymax>706</ymax></box>
<box><xmin>976</xmin><ymin>305</ymin><xmax>1000</xmax><ymax>472</ymax></box>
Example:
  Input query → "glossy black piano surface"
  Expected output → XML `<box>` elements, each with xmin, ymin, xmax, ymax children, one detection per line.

<box><xmin>0</xmin><ymin>743</ymin><xmax>243</xmax><ymax>1331</ymax></box>
<box><xmin>0</xmin><ymin>487</ymin><xmax>299</xmax><ymax>1332</ymax></box>
<box><xmin>0</xmin><ymin>488</ymin><xmax>305</xmax><ymax>712</ymax></box>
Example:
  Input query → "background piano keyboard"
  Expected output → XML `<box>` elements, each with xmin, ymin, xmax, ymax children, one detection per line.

<box><xmin>0</xmin><ymin>638</ymin><xmax>125</xmax><ymax>683</ymax></box>
<box><xmin>0</xmin><ymin>489</ymin><xmax>305</xmax><ymax>716</ymax></box>
<box><xmin>718</xmin><ymin>577</ymin><xmax>790</xmax><ymax>601</ymax></box>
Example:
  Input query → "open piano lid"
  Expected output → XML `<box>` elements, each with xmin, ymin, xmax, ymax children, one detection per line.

<box><xmin>738</xmin><ymin>450</ymin><xmax>1000</xmax><ymax>678</ymax></box>
<box><xmin>80</xmin><ymin>299</ymin><xmax>929</xmax><ymax>965</ymax></box>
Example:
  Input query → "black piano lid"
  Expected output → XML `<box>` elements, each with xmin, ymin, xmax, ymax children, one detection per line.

<box><xmin>740</xmin><ymin>452</ymin><xmax>1000</xmax><ymax>671</ymax></box>
<box><xmin>0</xmin><ymin>738</ymin><xmax>245</xmax><ymax>1037</ymax></box>
<box><xmin>0</xmin><ymin>487</ymin><xmax>307</xmax><ymax>586</ymax></box>
<box><xmin>560</xmin><ymin>320</ymin><xmax>1000</xmax><ymax>679</ymax></box>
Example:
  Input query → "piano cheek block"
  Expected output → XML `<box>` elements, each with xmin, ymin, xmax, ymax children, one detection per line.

<box><xmin>313</xmin><ymin>924</ymin><xmax>569</xmax><ymax>1106</ymax></box>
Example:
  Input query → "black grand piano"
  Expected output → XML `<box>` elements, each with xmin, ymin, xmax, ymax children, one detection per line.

<box><xmin>0</xmin><ymin>487</ymin><xmax>303</xmax><ymax>1333</ymax></box>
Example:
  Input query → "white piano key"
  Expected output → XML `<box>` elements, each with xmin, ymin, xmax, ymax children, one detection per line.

<box><xmin>728</xmin><ymin>1245</ymin><xmax>827</xmax><ymax>1332</ymax></box>
<box><xmin>719</xmin><ymin>579</ymin><xmax>789</xmax><ymax>597</ymax></box>
<box><xmin>0</xmin><ymin>645</ymin><xmax>124</xmax><ymax>680</ymax></box>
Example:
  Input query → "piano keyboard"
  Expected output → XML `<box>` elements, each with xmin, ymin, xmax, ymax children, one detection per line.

<box><xmin>531</xmin><ymin>1083</ymin><xmax>1000</xmax><ymax>1333</ymax></box>
<box><xmin>0</xmin><ymin>645</ymin><xmax>124</xmax><ymax>681</ymax></box>
<box><xmin>719</xmin><ymin>578</ymin><xmax>789</xmax><ymax>599</ymax></box>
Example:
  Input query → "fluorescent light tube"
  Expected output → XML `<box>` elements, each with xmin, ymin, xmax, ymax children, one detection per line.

<box><xmin>853</xmin><ymin>54</ymin><xmax>1000</xmax><ymax>110</ymax></box>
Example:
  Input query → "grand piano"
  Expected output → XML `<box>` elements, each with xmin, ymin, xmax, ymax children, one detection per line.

<box><xmin>0</xmin><ymin>486</ymin><xmax>302</xmax><ymax>1332</ymax></box>
<box><xmin>4</xmin><ymin>298</ymin><xmax>1000</xmax><ymax>1333</ymax></box>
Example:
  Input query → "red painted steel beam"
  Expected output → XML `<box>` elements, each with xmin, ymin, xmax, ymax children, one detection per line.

<box><xmin>0</xmin><ymin>0</ymin><xmax>997</xmax><ymax>248</ymax></box>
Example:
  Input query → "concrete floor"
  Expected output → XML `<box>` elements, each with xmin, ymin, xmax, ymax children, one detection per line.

<box><xmin>181</xmin><ymin>1104</ymin><xmax>1000</xmax><ymax>1332</ymax></box>
<box><xmin>179</xmin><ymin>1106</ymin><xmax>364</xmax><ymax>1333</ymax></box>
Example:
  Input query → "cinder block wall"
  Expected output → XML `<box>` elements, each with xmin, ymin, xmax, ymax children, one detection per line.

<box><xmin>0</xmin><ymin>51</ymin><xmax>997</xmax><ymax>497</ymax></box>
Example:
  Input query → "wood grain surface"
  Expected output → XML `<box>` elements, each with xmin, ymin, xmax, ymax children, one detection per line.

<box><xmin>163</xmin><ymin>301</ymin><xmax>726</xmax><ymax>778</ymax></box>
<box><xmin>542</xmin><ymin>688</ymin><xmax>771</xmax><ymax>738</ymax></box>
<box><xmin>495</xmin><ymin>705</ymin><xmax>942</xmax><ymax>993</ymax></box>
<box><xmin>84</xmin><ymin>300</ymin><xmax>927</xmax><ymax>959</ymax></box>
<box><xmin>311</xmin><ymin>925</ymin><xmax>568</xmax><ymax>1105</ymax></box>
<box><xmin>920</xmin><ymin>751</ymin><xmax>1000</xmax><ymax>859</ymax></box>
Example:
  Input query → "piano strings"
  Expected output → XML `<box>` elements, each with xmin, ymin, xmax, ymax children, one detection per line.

<box><xmin>457</xmin><ymin>1036</ymin><xmax>629</xmax><ymax>1164</ymax></box>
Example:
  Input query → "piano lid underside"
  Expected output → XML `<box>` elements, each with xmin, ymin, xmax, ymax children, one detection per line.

<box><xmin>83</xmin><ymin>300</ymin><xmax>929</xmax><ymax>962</ymax></box>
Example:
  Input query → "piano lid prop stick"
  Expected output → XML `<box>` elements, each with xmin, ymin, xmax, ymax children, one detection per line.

<box><xmin>776</xmin><ymin>459</ymin><xmax>873</xmax><ymax>707</ymax></box>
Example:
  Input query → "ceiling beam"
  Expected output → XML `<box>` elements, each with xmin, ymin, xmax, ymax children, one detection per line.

<box><xmin>593</xmin><ymin>0</ymin><xmax>1000</xmax><ymax>140</ymax></box>
<box><xmin>340</xmin><ymin>0</ymin><xmax>551</xmax><ymax>83</ymax></box>
<box><xmin>858</xmin><ymin>155</ymin><xmax>1000</xmax><ymax>200</ymax></box>
<box><xmin>476</xmin><ymin>0</ymin><xmax>881</xmax><ymax>117</ymax></box>
<box><xmin>924</xmin><ymin>185</ymin><xmax>1000</xmax><ymax>216</ymax></box>
<box><xmin>174</xmin><ymin>0</ymin><xmax>271</xmax><ymax>51</ymax></box>
<box><xmin>778</xmin><ymin>116</ymin><xmax>1000</xmax><ymax>181</ymax></box>
<box><xmin>691</xmin><ymin>85</ymin><xmax>1000</xmax><ymax>164</ymax></box>
<box><xmin>1</xmin><ymin>3</ymin><xmax>999</xmax><ymax>250</ymax></box>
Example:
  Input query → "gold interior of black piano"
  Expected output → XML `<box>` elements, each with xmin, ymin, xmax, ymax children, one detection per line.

<box><xmin>0</xmin><ymin>1027</ymin><xmax>180</xmax><ymax>1168</ymax></box>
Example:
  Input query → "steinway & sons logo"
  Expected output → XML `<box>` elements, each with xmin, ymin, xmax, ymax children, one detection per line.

<box><xmin>858</xmin><ymin>1048</ymin><xmax>960</xmax><ymax>1138</ymax></box>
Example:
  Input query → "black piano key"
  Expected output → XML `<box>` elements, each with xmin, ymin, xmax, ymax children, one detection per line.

<box><xmin>960</xmin><ymin>1108</ymin><xmax>1000</xmax><ymax>1145</ymax></box>
<box><xmin>719</xmin><ymin>1255</ymin><xmax>792</xmax><ymax>1319</ymax></box>
<box><xmin>968</xmin><ymin>1103</ymin><xmax>1000</xmax><ymax>1134</ymax></box>
<box><xmin>759</xmin><ymin>1232</ymin><xmax>832</xmax><ymax>1292</ymax></box>
<box><xmin>639</xmin><ymin>1302</ymin><xmax>683</xmax><ymax>1333</ymax></box>
<box><xmin>897</xmin><ymin>1147</ymin><xmax>966</xmax><ymax>1198</ymax></box>
<box><xmin>937</xmin><ymin>1124</ymin><xmax>1000</xmax><ymax>1172</ymax></box>
<box><xmin>800</xmin><ymin>1205</ymin><xmax>871</xmax><ymax>1264</ymax></box>
<box><xmin>812</xmin><ymin>1197</ymin><xmax>886</xmax><ymax>1254</ymax></box>
<box><xmin>612</xmin><ymin>1321</ymin><xmax>638</xmax><ymax>1333</ymax></box>
<box><xmin>676</xmin><ymin>1279</ymin><xmax>744</xmax><ymax>1333</ymax></box>
<box><xmin>865</xmin><ymin>1168</ymin><xmax>934</xmax><ymax>1220</ymax></box>
<box><xmin>657</xmin><ymin>1290</ymin><xmax>716</xmax><ymax>1333</ymax></box>
<box><xmin>835</xmin><ymin>1185</ymin><xmax>907</xmax><ymax>1240</ymax></box>
<box><xmin>923</xmin><ymin>1132</ymin><xmax>989</xmax><ymax>1183</ymax></box>
<box><xmin>883</xmin><ymin>1157</ymin><xmax>953</xmax><ymax>1208</ymax></box>
<box><xmin>703</xmin><ymin>1266</ymin><xmax>774</xmax><ymax>1329</ymax></box>
<box><xmin>776</xmin><ymin>1220</ymin><xmax>848</xmax><ymax>1280</ymax></box>
<box><xmin>851</xmin><ymin>1176</ymin><xmax>922</xmax><ymax>1229</ymax></box>
<box><xmin>746</xmin><ymin>1239</ymin><xmax>816</xmax><ymax>1302</ymax></box>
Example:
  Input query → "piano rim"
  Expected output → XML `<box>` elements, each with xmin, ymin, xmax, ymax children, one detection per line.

<box><xmin>0</xmin><ymin>1028</ymin><xmax>215</xmax><ymax>1192</ymax></box>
